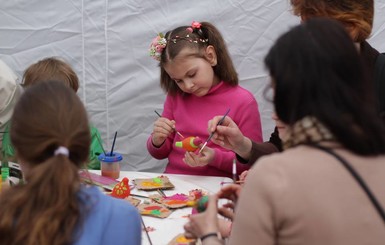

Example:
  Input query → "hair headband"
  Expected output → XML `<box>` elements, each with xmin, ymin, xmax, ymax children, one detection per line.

<box><xmin>149</xmin><ymin>21</ymin><xmax>208</xmax><ymax>61</ymax></box>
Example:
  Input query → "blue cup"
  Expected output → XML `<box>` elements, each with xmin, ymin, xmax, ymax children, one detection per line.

<box><xmin>98</xmin><ymin>152</ymin><xmax>122</xmax><ymax>179</ymax></box>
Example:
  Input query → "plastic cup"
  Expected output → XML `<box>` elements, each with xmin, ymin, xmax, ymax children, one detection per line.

<box><xmin>98</xmin><ymin>152</ymin><xmax>122</xmax><ymax>179</ymax></box>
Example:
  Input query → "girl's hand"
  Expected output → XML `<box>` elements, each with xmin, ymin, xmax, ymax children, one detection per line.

<box><xmin>183</xmin><ymin>146</ymin><xmax>215</xmax><ymax>167</ymax></box>
<box><xmin>184</xmin><ymin>195</ymin><xmax>220</xmax><ymax>239</ymax></box>
<box><xmin>151</xmin><ymin>117</ymin><xmax>176</xmax><ymax>147</ymax></box>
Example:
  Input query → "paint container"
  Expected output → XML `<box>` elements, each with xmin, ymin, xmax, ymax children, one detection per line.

<box><xmin>98</xmin><ymin>152</ymin><xmax>122</xmax><ymax>179</ymax></box>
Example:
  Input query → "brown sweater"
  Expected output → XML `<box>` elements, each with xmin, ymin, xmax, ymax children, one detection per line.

<box><xmin>237</xmin><ymin>127</ymin><xmax>281</xmax><ymax>166</ymax></box>
<box><xmin>229</xmin><ymin>145</ymin><xmax>385</xmax><ymax>245</ymax></box>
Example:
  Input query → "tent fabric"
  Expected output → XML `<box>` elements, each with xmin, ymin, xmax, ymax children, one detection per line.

<box><xmin>1</xmin><ymin>0</ymin><xmax>384</xmax><ymax>172</ymax></box>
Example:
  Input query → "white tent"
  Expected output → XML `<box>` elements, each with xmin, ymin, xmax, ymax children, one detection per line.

<box><xmin>1</xmin><ymin>0</ymin><xmax>384</xmax><ymax>172</ymax></box>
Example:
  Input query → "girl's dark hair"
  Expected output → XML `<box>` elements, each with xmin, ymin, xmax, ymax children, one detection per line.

<box><xmin>159</xmin><ymin>21</ymin><xmax>238</xmax><ymax>95</ymax></box>
<box><xmin>0</xmin><ymin>81</ymin><xmax>91</xmax><ymax>245</ymax></box>
<box><xmin>264</xmin><ymin>17</ymin><xmax>385</xmax><ymax>155</ymax></box>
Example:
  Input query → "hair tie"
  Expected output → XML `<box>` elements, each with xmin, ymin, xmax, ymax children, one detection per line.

<box><xmin>54</xmin><ymin>146</ymin><xmax>69</xmax><ymax>157</ymax></box>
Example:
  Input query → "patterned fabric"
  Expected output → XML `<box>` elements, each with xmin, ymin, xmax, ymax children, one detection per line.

<box><xmin>282</xmin><ymin>116</ymin><xmax>334</xmax><ymax>150</ymax></box>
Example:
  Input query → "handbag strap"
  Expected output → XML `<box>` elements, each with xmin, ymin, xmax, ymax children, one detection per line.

<box><xmin>310</xmin><ymin>144</ymin><xmax>385</xmax><ymax>224</ymax></box>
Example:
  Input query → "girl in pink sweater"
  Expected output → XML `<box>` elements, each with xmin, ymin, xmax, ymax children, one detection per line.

<box><xmin>147</xmin><ymin>21</ymin><xmax>262</xmax><ymax>178</ymax></box>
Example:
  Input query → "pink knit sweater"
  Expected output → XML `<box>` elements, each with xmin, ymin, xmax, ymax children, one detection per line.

<box><xmin>147</xmin><ymin>81</ymin><xmax>262</xmax><ymax>178</ymax></box>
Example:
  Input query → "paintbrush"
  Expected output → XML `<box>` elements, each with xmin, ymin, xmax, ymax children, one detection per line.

<box><xmin>199</xmin><ymin>108</ymin><xmax>230</xmax><ymax>154</ymax></box>
<box><xmin>232</xmin><ymin>158</ymin><xmax>237</xmax><ymax>183</ymax></box>
<box><xmin>157</xmin><ymin>189</ymin><xmax>166</xmax><ymax>197</ymax></box>
<box><xmin>220</xmin><ymin>180</ymin><xmax>244</xmax><ymax>185</ymax></box>
<box><xmin>154</xmin><ymin>110</ymin><xmax>184</xmax><ymax>138</ymax></box>
<box><xmin>130</xmin><ymin>193</ymin><xmax>150</xmax><ymax>199</ymax></box>
<box><xmin>140</xmin><ymin>215</ymin><xmax>153</xmax><ymax>245</ymax></box>
<box><xmin>109</xmin><ymin>131</ymin><xmax>117</xmax><ymax>156</ymax></box>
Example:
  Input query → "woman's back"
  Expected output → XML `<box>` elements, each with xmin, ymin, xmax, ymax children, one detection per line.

<box><xmin>230</xmin><ymin>144</ymin><xmax>385</xmax><ymax>244</ymax></box>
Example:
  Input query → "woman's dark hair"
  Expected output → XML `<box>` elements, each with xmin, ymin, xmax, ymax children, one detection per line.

<box><xmin>264</xmin><ymin>17</ymin><xmax>385</xmax><ymax>155</ymax></box>
<box><xmin>159</xmin><ymin>21</ymin><xmax>238</xmax><ymax>95</ymax></box>
<box><xmin>0</xmin><ymin>81</ymin><xmax>90</xmax><ymax>245</ymax></box>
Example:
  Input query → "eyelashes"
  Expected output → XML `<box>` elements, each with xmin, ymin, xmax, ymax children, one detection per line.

<box><xmin>173</xmin><ymin>73</ymin><xmax>196</xmax><ymax>84</ymax></box>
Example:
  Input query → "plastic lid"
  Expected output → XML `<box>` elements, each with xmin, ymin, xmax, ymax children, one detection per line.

<box><xmin>98</xmin><ymin>152</ymin><xmax>123</xmax><ymax>163</ymax></box>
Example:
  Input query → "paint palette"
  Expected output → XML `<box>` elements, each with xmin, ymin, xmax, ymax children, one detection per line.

<box><xmin>133</xmin><ymin>176</ymin><xmax>175</xmax><ymax>191</ymax></box>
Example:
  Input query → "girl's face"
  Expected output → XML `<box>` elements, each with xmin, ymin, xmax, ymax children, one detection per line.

<box><xmin>164</xmin><ymin>46</ymin><xmax>219</xmax><ymax>97</ymax></box>
<box><xmin>272</xmin><ymin>112</ymin><xmax>287</xmax><ymax>139</ymax></box>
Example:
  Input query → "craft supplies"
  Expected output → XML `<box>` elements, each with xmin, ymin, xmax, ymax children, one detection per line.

<box><xmin>154</xmin><ymin>110</ymin><xmax>184</xmax><ymax>138</ymax></box>
<box><xmin>99</xmin><ymin>152</ymin><xmax>122</xmax><ymax>179</ymax></box>
<box><xmin>175</xmin><ymin>136</ymin><xmax>202</xmax><ymax>152</ymax></box>
<box><xmin>199</xmin><ymin>108</ymin><xmax>230</xmax><ymax>153</ymax></box>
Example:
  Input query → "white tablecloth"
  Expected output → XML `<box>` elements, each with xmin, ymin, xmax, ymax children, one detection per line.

<box><xmin>90</xmin><ymin>170</ymin><xmax>232</xmax><ymax>245</ymax></box>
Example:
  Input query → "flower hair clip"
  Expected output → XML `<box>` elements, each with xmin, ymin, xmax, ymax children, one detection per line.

<box><xmin>186</xmin><ymin>21</ymin><xmax>202</xmax><ymax>33</ymax></box>
<box><xmin>149</xmin><ymin>33</ymin><xmax>167</xmax><ymax>61</ymax></box>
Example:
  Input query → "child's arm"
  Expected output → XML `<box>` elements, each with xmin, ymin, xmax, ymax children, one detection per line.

<box><xmin>146</xmin><ymin>133</ymin><xmax>174</xmax><ymax>159</ymax></box>
<box><xmin>147</xmin><ymin>96</ymin><xmax>176</xmax><ymax>159</ymax></box>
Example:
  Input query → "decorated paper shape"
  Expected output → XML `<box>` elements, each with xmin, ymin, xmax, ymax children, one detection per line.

<box><xmin>111</xmin><ymin>177</ymin><xmax>131</xmax><ymax>198</ymax></box>
<box><xmin>134</xmin><ymin>176</ymin><xmax>175</xmax><ymax>191</ymax></box>
<box><xmin>188</xmin><ymin>189</ymin><xmax>208</xmax><ymax>214</ymax></box>
<box><xmin>188</xmin><ymin>189</ymin><xmax>206</xmax><ymax>201</ymax></box>
<box><xmin>137</xmin><ymin>203</ymin><xmax>172</xmax><ymax>218</ymax></box>
<box><xmin>150</xmin><ymin>193</ymin><xmax>195</xmax><ymax>209</ymax></box>
<box><xmin>124</xmin><ymin>196</ymin><xmax>141</xmax><ymax>207</ymax></box>
<box><xmin>168</xmin><ymin>233</ymin><xmax>195</xmax><ymax>245</ymax></box>
<box><xmin>79</xmin><ymin>170</ymin><xmax>118</xmax><ymax>190</ymax></box>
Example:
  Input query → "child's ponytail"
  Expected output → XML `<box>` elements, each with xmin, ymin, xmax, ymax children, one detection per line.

<box><xmin>0</xmin><ymin>154</ymin><xmax>83</xmax><ymax>245</ymax></box>
<box><xmin>0</xmin><ymin>81</ymin><xmax>91</xmax><ymax>245</ymax></box>
<box><xmin>200</xmin><ymin>22</ymin><xmax>238</xmax><ymax>85</ymax></box>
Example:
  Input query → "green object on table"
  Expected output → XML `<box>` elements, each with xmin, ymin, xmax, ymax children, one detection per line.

<box><xmin>196</xmin><ymin>196</ymin><xmax>209</xmax><ymax>213</ymax></box>
<box><xmin>1</xmin><ymin>162</ymin><xmax>9</xmax><ymax>181</ymax></box>
<box><xmin>153</xmin><ymin>177</ymin><xmax>162</xmax><ymax>183</ymax></box>
<box><xmin>88</xmin><ymin>125</ymin><xmax>105</xmax><ymax>170</ymax></box>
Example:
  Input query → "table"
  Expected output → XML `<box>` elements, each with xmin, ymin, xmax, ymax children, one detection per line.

<box><xmin>90</xmin><ymin>170</ymin><xmax>232</xmax><ymax>245</ymax></box>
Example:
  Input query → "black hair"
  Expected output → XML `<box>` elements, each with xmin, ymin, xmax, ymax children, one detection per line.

<box><xmin>264</xmin><ymin>17</ymin><xmax>385</xmax><ymax>155</ymax></box>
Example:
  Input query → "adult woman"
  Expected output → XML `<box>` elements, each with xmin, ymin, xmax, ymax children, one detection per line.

<box><xmin>184</xmin><ymin>18</ymin><xmax>385</xmax><ymax>245</ymax></box>
<box><xmin>290</xmin><ymin>0</ymin><xmax>385</xmax><ymax>120</ymax></box>
<box><xmin>208</xmin><ymin>0</ymin><xmax>384</xmax><ymax>170</ymax></box>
